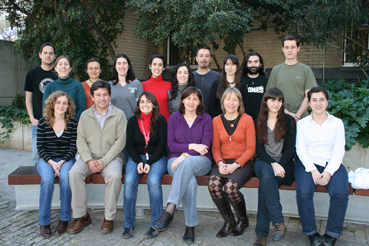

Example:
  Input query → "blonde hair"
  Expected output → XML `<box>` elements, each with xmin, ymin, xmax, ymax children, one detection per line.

<box><xmin>220</xmin><ymin>87</ymin><xmax>245</xmax><ymax>115</ymax></box>
<box><xmin>43</xmin><ymin>91</ymin><xmax>75</xmax><ymax>128</ymax></box>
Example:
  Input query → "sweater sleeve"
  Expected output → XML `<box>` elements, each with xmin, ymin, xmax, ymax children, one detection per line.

<box><xmin>42</xmin><ymin>84</ymin><xmax>52</xmax><ymax>110</ymax></box>
<box><xmin>212</xmin><ymin>117</ymin><xmax>223</xmax><ymax>164</ymax></box>
<box><xmin>75</xmin><ymin>84</ymin><xmax>86</xmax><ymax>120</ymax></box>
<box><xmin>63</xmin><ymin>119</ymin><xmax>78</xmax><ymax>161</ymax></box>
<box><xmin>126</xmin><ymin>117</ymin><xmax>142</xmax><ymax>164</ymax></box>
<box><xmin>279</xmin><ymin>115</ymin><xmax>296</xmax><ymax>167</ymax></box>
<box><xmin>167</xmin><ymin>114</ymin><xmax>190</xmax><ymax>154</ymax></box>
<box><xmin>37</xmin><ymin>119</ymin><xmax>52</xmax><ymax>162</ymax></box>
<box><xmin>148</xmin><ymin>116</ymin><xmax>167</xmax><ymax>165</ymax></box>
<box><xmin>235</xmin><ymin>115</ymin><xmax>256</xmax><ymax>166</ymax></box>
<box><xmin>200</xmin><ymin>113</ymin><xmax>213</xmax><ymax>148</ymax></box>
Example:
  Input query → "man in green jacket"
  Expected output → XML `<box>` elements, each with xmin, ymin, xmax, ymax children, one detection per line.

<box><xmin>68</xmin><ymin>81</ymin><xmax>127</xmax><ymax>234</ymax></box>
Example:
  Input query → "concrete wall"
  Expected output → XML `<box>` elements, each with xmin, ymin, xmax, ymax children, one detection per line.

<box><xmin>0</xmin><ymin>40</ymin><xmax>32</xmax><ymax>106</ymax></box>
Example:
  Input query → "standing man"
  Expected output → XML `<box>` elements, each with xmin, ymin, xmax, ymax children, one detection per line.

<box><xmin>193</xmin><ymin>46</ymin><xmax>220</xmax><ymax>111</ymax></box>
<box><xmin>24</xmin><ymin>42</ymin><xmax>57</xmax><ymax>165</ymax></box>
<box><xmin>68</xmin><ymin>81</ymin><xmax>127</xmax><ymax>234</ymax></box>
<box><xmin>295</xmin><ymin>87</ymin><xmax>348</xmax><ymax>246</ymax></box>
<box><xmin>241</xmin><ymin>51</ymin><xmax>268</xmax><ymax>121</ymax></box>
<box><xmin>267</xmin><ymin>35</ymin><xmax>317</xmax><ymax>120</ymax></box>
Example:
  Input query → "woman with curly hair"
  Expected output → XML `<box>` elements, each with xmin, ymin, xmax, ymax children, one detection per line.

<box><xmin>37</xmin><ymin>91</ymin><xmax>78</xmax><ymax>238</ymax></box>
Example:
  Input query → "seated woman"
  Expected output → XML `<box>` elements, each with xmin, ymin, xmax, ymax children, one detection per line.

<box><xmin>153</xmin><ymin>87</ymin><xmax>213</xmax><ymax>243</ymax></box>
<box><xmin>253</xmin><ymin>88</ymin><xmax>296</xmax><ymax>246</ymax></box>
<box><xmin>122</xmin><ymin>92</ymin><xmax>167</xmax><ymax>239</ymax></box>
<box><xmin>208</xmin><ymin>87</ymin><xmax>256</xmax><ymax>238</ymax></box>
<box><xmin>37</xmin><ymin>91</ymin><xmax>77</xmax><ymax>238</ymax></box>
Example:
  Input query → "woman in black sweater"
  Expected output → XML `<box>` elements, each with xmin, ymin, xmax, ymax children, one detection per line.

<box><xmin>253</xmin><ymin>88</ymin><xmax>296</xmax><ymax>246</ymax></box>
<box><xmin>122</xmin><ymin>91</ymin><xmax>167</xmax><ymax>239</ymax></box>
<box><xmin>37</xmin><ymin>91</ymin><xmax>77</xmax><ymax>238</ymax></box>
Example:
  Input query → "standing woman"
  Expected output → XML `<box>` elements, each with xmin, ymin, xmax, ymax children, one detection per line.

<box><xmin>168</xmin><ymin>63</ymin><xmax>195</xmax><ymax>113</ymax></box>
<box><xmin>142</xmin><ymin>54</ymin><xmax>172</xmax><ymax>121</ymax></box>
<box><xmin>253</xmin><ymin>88</ymin><xmax>296</xmax><ymax>246</ymax></box>
<box><xmin>37</xmin><ymin>91</ymin><xmax>77</xmax><ymax>238</ymax></box>
<box><xmin>81</xmin><ymin>58</ymin><xmax>102</xmax><ymax>109</ymax></box>
<box><xmin>208</xmin><ymin>54</ymin><xmax>245</xmax><ymax>117</ymax></box>
<box><xmin>43</xmin><ymin>55</ymin><xmax>86</xmax><ymax>120</ymax></box>
<box><xmin>208</xmin><ymin>87</ymin><xmax>256</xmax><ymax>238</ymax></box>
<box><xmin>122</xmin><ymin>92</ymin><xmax>167</xmax><ymax>239</ymax></box>
<box><xmin>110</xmin><ymin>53</ymin><xmax>143</xmax><ymax>120</ymax></box>
<box><xmin>153</xmin><ymin>87</ymin><xmax>212</xmax><ymax>243</ymax></box>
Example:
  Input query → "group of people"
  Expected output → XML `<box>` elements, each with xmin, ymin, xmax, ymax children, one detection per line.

<box><xmin>24</xmin><ymin>34</ymin><xmax>348</xmax><ymax>246</ymax></box>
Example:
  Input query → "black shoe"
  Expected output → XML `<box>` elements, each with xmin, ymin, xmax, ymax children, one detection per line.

<box><xmin>122</xmin><ymin>227</ymin><xmax>134</xmax><ymax>239</ymax></box>
<box><xmin>230</xmin><ymin>195</ymin><xmax>249</xmax><ymax>236</ymax></box>
<box><xmin>308</xmin><ymin>233</ymin><xmax>323</xmax><ymax>246</ymax></box>
<box><xmin>183</xmin><ymin>226</ymin><xmax>195</xmax><ymax>244</ymax></box>
<box><xmin>144</xmin><ymin>227</ymin><xmax>159</xmax><ymax>239</ymax></box>
<box><xmin>322</xmin><ymin>234</ymin><xmax>337</xmax><ymax>246</ymax></box>
<box><xmin>152</xmin><ymin>211</ymin><xmax>173</xmax><ymax>232</ymax></box>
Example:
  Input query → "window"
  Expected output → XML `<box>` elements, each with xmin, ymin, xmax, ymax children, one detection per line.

<box><xmin>343</xmin><ymin>25</ymin><xmax>369</xmax><ymax>66</ymax></box>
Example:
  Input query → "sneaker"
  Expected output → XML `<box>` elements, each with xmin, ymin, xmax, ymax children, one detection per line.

<box><xmin>122</xmin><ymin>227</ymin><xmax>134</xmax><ymax>239</ymax></box>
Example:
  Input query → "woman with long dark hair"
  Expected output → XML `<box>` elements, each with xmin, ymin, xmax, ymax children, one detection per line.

<box><xmin>152</xmin><ymin>87</ymin><xmax>212</xmax><ymax>243</ymax></box>
<box><xmin>208</xmin><ymin>54</ymin><xmax>245</xmax><ymax>117</ymax></box>
<box><xmin>253</xmin><ymin>88</ymin><xmax>296</xmax><ymax>246</ymax></box>
<box><xmin>37</xmin><ymin>91</ymin><xmax>77</xmax><ymax>238</ymax></box>
<box><xmin>168</xmin><ymin>63</ymin><xmax>195</xmax><ymax>113</ymax></box>
<box><xmin>142</xmin><ymin>54</ymin><xmax>172</xmax><ymax>121</ymax></box>
<box><xmin>110</xmin><ymin>53</ymin><xmax>143</xmax><ymax>120</ymax></box>
<box><xmin>122</xmin><ymin>92</ymin><xmax>167</xmax><ymax>239</ymax></box>
<box><xmin>208</xmin><ymin>87</ymin><xmax>255</xmax><ymax>238</ymax></box>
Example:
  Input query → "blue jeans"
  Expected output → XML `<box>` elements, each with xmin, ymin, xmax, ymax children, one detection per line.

<box><xmin>123</xmin><ymin>155</ymin><xmax>167</xmax><ymax>228</ymax></box>
<box><xmin>166</xmin><ymin>156</ymin><xmax>211</xmax><ymax>227</ymax></box>
<box><xmin>254</xmin><ymin>160</ymin><xmax>284</xmax><ymax>236</ymax></box>
<box><xmin>295</xmin><ymin>158</ymin><xmax>349</xmax><ymax>238</ymax></box>
<box><xmin>32</xmin><ymin>125</ymin><xmax>39</xmax><ymax>165</ymax></box>
<box><xmin>37</xmin><ymin>158</ymin><xmax>75</xmax><ymax>225</ymax></box>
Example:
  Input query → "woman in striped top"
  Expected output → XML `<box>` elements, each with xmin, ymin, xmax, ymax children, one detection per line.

<box><xmin>37</xmin><ymin>91</ymin><xmax>78</xmax><ymax>238</ymax></box>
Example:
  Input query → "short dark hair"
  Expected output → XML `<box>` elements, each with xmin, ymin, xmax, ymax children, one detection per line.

<box><xmin>282</xmin><ymin>34</ymin><xmax>301</xmax><ymax>47</ymax></box>
<box><xmin>39</xmin><ymin>42</ymin><xmax>55</xmax><ymax>54</ymax></box>
<box><xmin>307</xmin><ymin>87</ymin><xmax>328</xmax><ymax>101</ymax></box>
<box><xmin>112</xmin><ymin>53</ymin><xmax>136</xmax><ymax>84</ymax></box>
<box><xmin>86</xmin><ymin>57</ymin><xmax>101</xmax><ymax>69</ymax></box>
<box><xmin>149</xmin><ymin>54</ymin><xmax>165</xmax><ymax>66</ymax></box>
<box><xmin>196</xmin><ymin>46</ymin><xmax>211</xmax><ymax>56</ymax></box>
<box><xmin>178</xmin><ymin>87</ymin><xmax>205</xmax><ymax>115</ymax></box>
<box><xmin>90</xmin><ymin>80</ymin><xmax>111</xmax><ymax>96</ymax></box>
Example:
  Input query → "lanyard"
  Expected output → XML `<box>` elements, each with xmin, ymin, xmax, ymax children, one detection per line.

<box><xmin>140</xmin><ymin>119</ymin><xmax>150</xmax><ymax>147</ymax></box>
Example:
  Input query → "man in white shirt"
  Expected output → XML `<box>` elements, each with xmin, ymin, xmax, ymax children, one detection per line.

<box><xmin>295</xmin><ymin>87</ymin><xmax>348</xmax><ymax>246</ymax></box>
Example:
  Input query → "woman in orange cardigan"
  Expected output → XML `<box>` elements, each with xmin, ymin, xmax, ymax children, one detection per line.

<box><xmin>208</xmin><ymin>87</ymin><xmax>256</xmax><ymax>238</ymax></box>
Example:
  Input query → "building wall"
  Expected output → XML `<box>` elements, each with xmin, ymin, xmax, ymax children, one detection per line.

<box><xmin>114</xmin><ymin>11</ymin><xmax>158</xmax><ymax>81</ymax></box>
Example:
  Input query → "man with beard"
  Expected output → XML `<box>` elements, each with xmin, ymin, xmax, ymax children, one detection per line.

<box><xmin>267</xmin><ymin>35</ymin><xmax>317</xmax><ymax>121</ymax></box>
<box><xmin>241</xmin><ymin>51</ymin><xmax>267</xmax><ymax>121</ymax></box>
<box><xmin>24</xmin><ymin>42</ymin><xmax>57</xmax><ymax>165</ymax></box>
<box><xmin>193</xmin><ymin>46</ymin><xmax>220</xmax><ymax>111</ymax></box>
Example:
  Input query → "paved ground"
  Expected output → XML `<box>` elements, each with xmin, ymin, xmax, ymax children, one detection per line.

<box><xmin>1</xmin><ymin>148</ymin><xmax>368</xmax><ymax>246</ymax></box>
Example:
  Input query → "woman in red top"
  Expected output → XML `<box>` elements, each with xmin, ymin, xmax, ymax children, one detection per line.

<box><xmin>81</xmin><ymin>58</ymin><xmax>101</xmax><ymax>109</ymax></box>
<box><xmin>142</xmin><ymin>54</ymin><xmax>172</xmax><ymax>121</ymax></box>
<box><xmin>208</xmin><ymin>87</ymin><xmax>256</xmax><ymax>238</ymax></box>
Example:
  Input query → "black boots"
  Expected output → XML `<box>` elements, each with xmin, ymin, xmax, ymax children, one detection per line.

<box><xmin>230</xmin><ymin>195</ymin><xmax>249</xmax><ymax>236</ymax></box>
<box><xmin>211</xmin><ymin>197</ymin><xmax>237</xmax><ymax>238</ymax></box>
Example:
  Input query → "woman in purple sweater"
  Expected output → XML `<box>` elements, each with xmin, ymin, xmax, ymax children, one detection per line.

<box><xmin>152</xmin><ymin>87</ymin><xmax>212</xmax><ymax>243</ymax></box>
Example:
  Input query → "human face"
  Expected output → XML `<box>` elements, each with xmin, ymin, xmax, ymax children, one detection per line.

<box><xmin>247</xmin><ymin>55</ymin><xmax>261</xmax><ymax>75</ymax></box>
<box><xmin>149</xmin><ymin>58</ymin><xmax>164</xmax><ymax>78</ymax></box>
<box><xmin>86</xmin><ymin>61</ymin><xmax>101</xmax><ymax>81</ymax></box>
<box><xmin>176</xmin><ymin>66</ymin><xmax>189</xmax><ymax>85</ymax></box>
<box><xmin>39</xmin><ymin>46</ymin><xmax>55</xmax><ymax>66</ymax></box>
<box><xmin>182</xmin><ymin>93</ymin><xmax>200</xmax><ymax>114</ymax></box>
<box><xmin>223</xmin><ymin>92</ymin><xmax>240</xmax><ymax>115</ymax></box>
<box><xmin>282</xmin><ymin>40</ymin><xmax>300</xmax><ymax>61</ymax></box>
<box><xmin>115</xmin><ymin>57</ymin><xmax>129</xmax><ymax>77</ymax></box>
<box><xmin>309</xmin><ymin>92</ymin><xmax>328</xmax><ymax>115</ymax></box>
<box><xmin>55</xmin><ymin>58</ymin><xmax>72</xmax><ymax>79</ymax></box>
<box><xmin>224</xmin><ymin>59</ymin><xmax>237</xmax><ymax>77</ymax></box>
<box><xmin>266</xmin><ymin>97</ymin><xmax>283</xmax><ymax>114</ymax></box>
<box><xmin>139</xmin><ymin>95</ymin><xmax>154</xmax><ymax>115</ymax></box>
<box><xmin>92</xmin><ymin>88</ymin><xmax>111</xmax><ymax>111</ymax></box>
<box><xmin>195</xmin><ymin>48</ymin><xmax>211</xmax><ymax>69</ymax></box>
<box><xmin>54</xmin><ymin>96</ymin><xmax>69</xmax><ymax>116</ymax></box>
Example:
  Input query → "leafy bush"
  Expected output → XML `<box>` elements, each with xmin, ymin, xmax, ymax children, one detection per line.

<box><xmin>322</xmin><ymin>79</ymin><xmax>369</xmax><ymax>150</ymax></box>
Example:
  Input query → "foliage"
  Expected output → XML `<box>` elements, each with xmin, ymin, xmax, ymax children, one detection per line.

<box><xmin>322</xmin><ymin>79</ymin><xmax>369</xmax><ymax>150</ymax></box>
<box><xmin>0</xmin><ymin>0</ymin><xmax>127</xmax><ymax>80</ymax></box>
<box><xmin>0</xmin><ymin>95</ymin><xmax>29</xmax><ymax>143</ymax></box>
